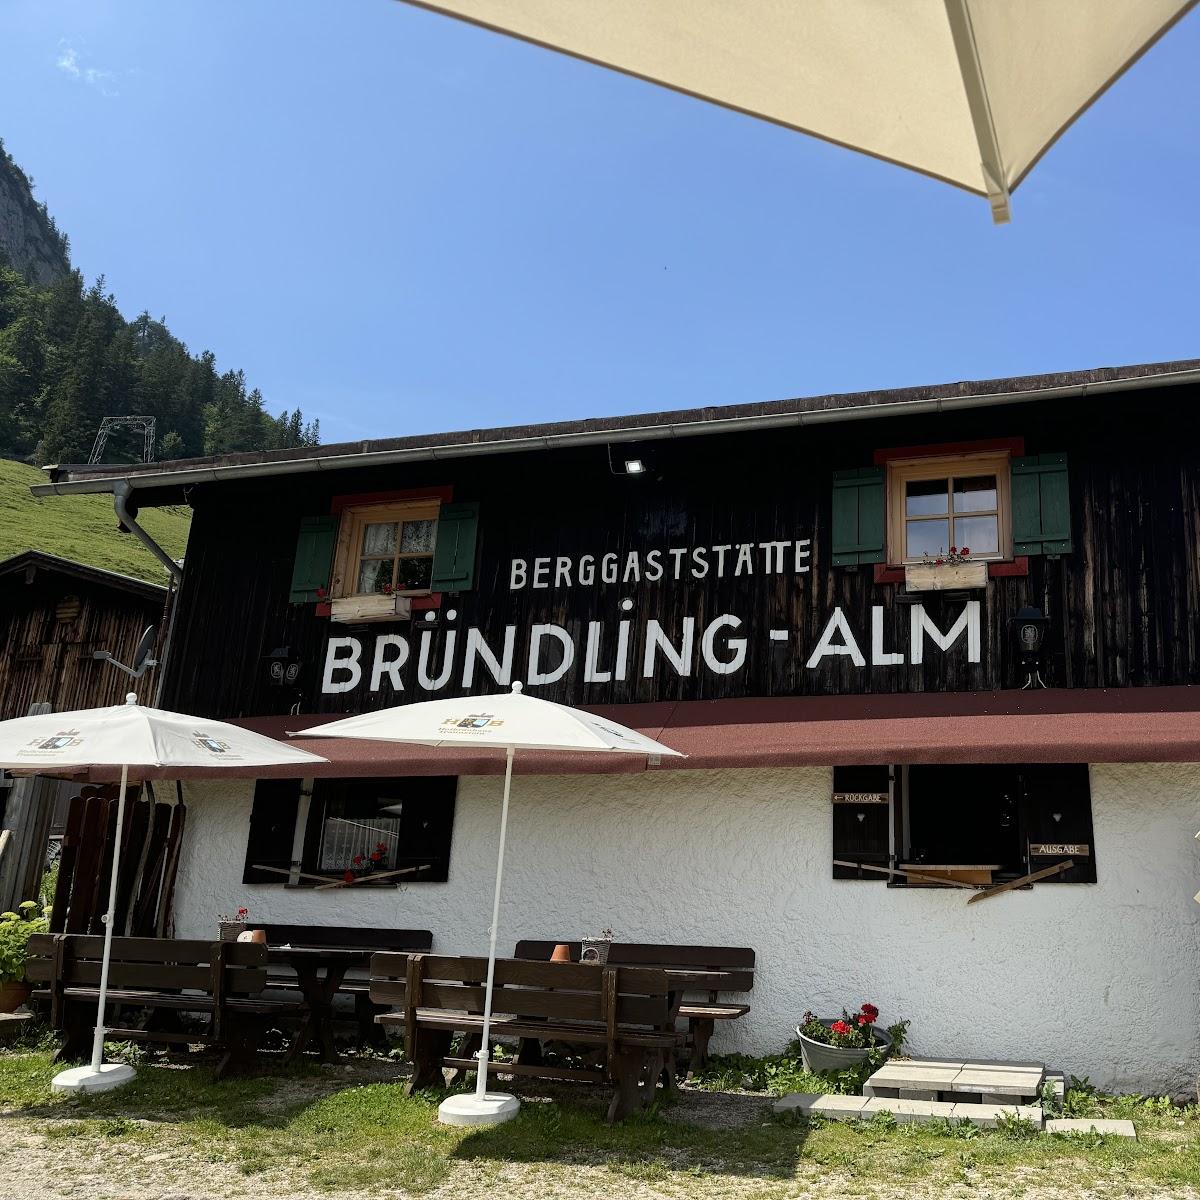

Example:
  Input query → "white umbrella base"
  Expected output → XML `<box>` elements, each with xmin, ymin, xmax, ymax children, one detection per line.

<box><xmin>51</xmin><ymin>1063</ymin><xmax>137</xmax><ymax>1094</ymax></box>
<box><xmin>437</xmin><ymin>1091</ymin><xmax>520</xmax><ymax>1126</ymax></box>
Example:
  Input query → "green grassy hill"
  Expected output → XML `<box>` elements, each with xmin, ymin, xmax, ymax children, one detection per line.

<box><xmin>0</xmin><ymin>458</ymin><xmax>190</xmax><ymax>583</ymax></box>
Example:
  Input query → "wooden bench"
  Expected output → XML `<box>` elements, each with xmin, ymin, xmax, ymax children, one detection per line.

<box><xmin>370</xmin><ymin>952</ymin><xmax>679</xmax><ymax>1121</ymax></box>
<box><xmin>259</xmin><ymin>925</ymin><xmax>432</xmax><ymax>1045</ymax></box>
<box><xmin>26</xmin><ymin>934</ymin><xmax>305</xmax><ymax>1078</ymax></box>
<box><xmin>515</xmin><ymin>941</ymin><xmax>755</xmax><ymax>1072</ymax></box>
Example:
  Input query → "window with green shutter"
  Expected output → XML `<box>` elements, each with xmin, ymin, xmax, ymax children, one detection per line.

<box><xmin>289</xmin><ymin>515</ymin><xmax>338</xmax><ymax>603</ymax></box>
<box><xmin>1011</xmin><ymin>454</ymin><xmax>1072</xmax><ymax>556</ymax></box>
<box><xmin>430</xmin><ymin>501</ymin><xmax>480</xmax><ymax>592</ymax></box>
<box><xmin>831</xmin><ymin>468</ymin><xmax>886</xmax><ymax>566</ymax></box>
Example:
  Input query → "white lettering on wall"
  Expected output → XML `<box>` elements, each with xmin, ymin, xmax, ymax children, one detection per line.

<box><xmin>583</xmin><ymin>621</ymin><xmax>612</xmax><ymax>683</ymax></box>
<box><xmin>701</xmin><ymin>615</ymin><xmax>747</xmax><ymax>675</ymax></box>
<box><xmin>322</xmin><ymin>637</ymin><xmax>363</xmax><ymax>693</ymax></box>
<box><xmin>462</xmin><ymin>626</ymin><xmax>515</xmax><ymax>688</ymax></box>
<box><xmin>509</xmin><ymin>559</ymin><xmax>527</xmax><ymax>591</ymax></box>
<box><xmin>805</xmin><ymin>608</ymin><xmax>866</xmax><ymax>668</ymax></box>
<box><xmin>528</xmin><ymin>623</ymin><xmax>574</xmax><ymax>686</ymax></box>
<box><xmin>871</xmin><ymin>606</ymin><xmax>904</xmax><ymax>666</ymax></box>
<box><xmin>643</xmin><ymin>618</ymin><xmax>695</xmax><ymax>677</ymax></box>
<box><xmin>910</xmin><ymin>601</ymin><xmax>981</xmax><ymax>664</ymax></box>
<box><xmin>417</xmin><ymin>629</ymin><xmax>457</xmax><ymax>690</ymax></box>
<box><xmin>369</xmin><ymin>634</ymin><xmax>409</xmax><ymax>691</ymax></box>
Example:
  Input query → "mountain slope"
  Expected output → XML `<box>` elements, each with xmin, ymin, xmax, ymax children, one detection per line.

<box><xmin>0</xmin><ymin>458</ymin><xmax>189</xmax><ymax>583</ymax></box>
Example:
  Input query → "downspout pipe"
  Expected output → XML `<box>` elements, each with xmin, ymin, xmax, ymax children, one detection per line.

<box><xmin>113</xmin><ymin>480</ymin><xmax>183</xmax><ymax>583</ymax></box>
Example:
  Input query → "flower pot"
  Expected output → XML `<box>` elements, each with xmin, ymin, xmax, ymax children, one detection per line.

<box><xmin>0</xmin><ymin>981</ymin><xmax>31</xmax><ymax>1013</ymax></box>
<box><xmin>550</xmin><ymin>943</ymin><xmax>572</xmax><ymax>963</ymax></box>
<box><xmin>795</xmin><ymin>1020</ymin><xmax>892</xmax><ymax>1074</ymax></box>
<box><xmin>580</xmin><ymin>938</ymin><xmax>612</xmax><ymax>965</ymax></box>
<box><xmin>237</xmin><ymin>928</ymin><xmax>268</xmax><ymax>944</ymax></box>
<box><xmin>219</xmin><ymin>920</ymin><xmax>247</xmax><ymax>943</ymax></box>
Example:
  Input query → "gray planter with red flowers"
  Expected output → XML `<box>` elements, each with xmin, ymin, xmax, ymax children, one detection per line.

<box><xmin>796</xmin><ymin>1020</ymin><xmax>892</xmax><ymax>1074</ymax></box>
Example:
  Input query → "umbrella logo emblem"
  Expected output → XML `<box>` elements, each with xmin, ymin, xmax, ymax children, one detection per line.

<box><xmin>26</xmin><ymin>731</ymin><xmax>82</xmax><ymax>752</ymax></box>
<box><xmin>192</xmin><ymin>732</ymin><xmax>231</xmax><ymax>754</ymax></box>
<box><xmin>442</xmin><ymin>714</ymin><xmax>505</xmax><ymax>730</ymax></box>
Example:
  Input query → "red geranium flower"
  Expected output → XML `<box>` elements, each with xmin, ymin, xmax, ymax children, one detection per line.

<box><xmin>352</xmin><ymin>854</ymin><xmax>364</xmax><ymax>866</ymax></box>
<box><xmin>949</xmin><ymin>546</ymin><xmax>957</xmax><ymax>554</ymax></box>
<box><xmin>370</xmin><ymin>851</ymin><xmax>382</xmax><ymax>863</ymax></box>
<box><xmin>236</xmin><ymin>907</ymin><xmax>248</xmax><ymax>918</ymax></box>
<box><xmin>830</xmin><ymin>1020</ymin><xmax>852</xmax><ymax>1036</ymax></box>
<box><xmin>934</xmin><ymin>557</ymin><xmax>944</xmax><ymax>566</ymax></box>
<box><xmin>861</xmin><ymin>1003</ymin><xmax>879</xmax><ymax>1022</ymax></box>
<box><xmin>315</xmin><ymin>586</ymin><xmax>327</xmax><ymax>598</ymax></box>
<box><xmin>342</xmin><ymin>870</ymin><xmax>355</xmax><ymax>883</ymax></box>
<box><xmin>960</xmin><ymin>547</ymin><xmax>970</xmax><ymax>556</ymax></box>
<box><xmin>376</xmin><ymin>842</ymin><xmax>387</xmax><ymax>851</ymax></box>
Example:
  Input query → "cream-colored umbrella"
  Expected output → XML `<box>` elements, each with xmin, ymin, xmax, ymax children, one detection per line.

<box><xmin>397</xmin><ymin>0</ymin><xmax>1196</xmax><ymax>222</ymax></box>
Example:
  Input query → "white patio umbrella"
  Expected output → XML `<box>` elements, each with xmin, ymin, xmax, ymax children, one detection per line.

<box><xmin>298</xmin><ymin>681</ymin><xmax>683</xmax><ymax>1126</ymax></box>
<box><xmin>397</xmin><ymin>0</ymin><xmax>1196</xmax><ymax>222</ymax></box>
<box><xmin>0</xmin><ymin>692</ymin><xmax>327</xmax><ymax>1095</ymax></box>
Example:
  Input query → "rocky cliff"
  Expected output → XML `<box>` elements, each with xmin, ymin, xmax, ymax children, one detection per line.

<box><xmin>0</xmin><ymin>141</ymin><xmax>71</xmax><ymax>286</ymax></box>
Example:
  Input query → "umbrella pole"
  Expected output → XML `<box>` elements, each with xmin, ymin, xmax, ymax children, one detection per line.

<box><xmin>475</xmin><ymin>745</ymin><xmax>514</xmax><ymax>1100</ymax></box>
<box><xmin>89</xmin><ymin>763</ymin><xmax>129</xmax><ymax>1072</ymax></box>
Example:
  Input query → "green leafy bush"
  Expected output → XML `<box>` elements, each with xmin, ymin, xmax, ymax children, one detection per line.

<box><xmin>0</xmin><ymin>901</ymin><xmax>49</xmax><ymax>983</ymax></box>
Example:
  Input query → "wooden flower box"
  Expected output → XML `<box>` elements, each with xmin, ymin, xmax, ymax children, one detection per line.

<box><xmin>903</xmin><ymin>561</ymin><xmax>988</xmax><ymax>592</ymax></box>
<box><xmin>329</xmin><ymin>594</ymin><xmax>414</xmax><ymax>624</ymax></box>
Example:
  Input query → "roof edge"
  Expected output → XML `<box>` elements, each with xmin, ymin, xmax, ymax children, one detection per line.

<box><xmin>32</xmin><ymin>359</ymin><xmax>1200</xmax><ymax>499</ymax></box>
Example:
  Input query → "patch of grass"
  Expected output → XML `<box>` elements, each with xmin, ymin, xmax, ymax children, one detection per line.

<box><xmin>690</xmin><ymin>1048</ymin><xmax>867</xmax><ymax>1097</ymax></box>
<box><xmin>4</xmin><ymin>1049</ymin><xmax>1200</xmax><ymax>1198</ymax></box>
<box><xmin>0</xmin><ymin>457</ymin><xmax>189</xmax><ymax>582</ymax></box>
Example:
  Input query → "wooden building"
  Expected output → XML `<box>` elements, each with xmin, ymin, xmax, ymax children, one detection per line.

<box><xmin>35</xmin><ymin>358</ymin><xmax>1200</xmax><ymax>1093</ymax></box>
<box><xmin>0</xmin><ymin>551</ymin><xmax>167</xmax><ymax>911</ymax></box>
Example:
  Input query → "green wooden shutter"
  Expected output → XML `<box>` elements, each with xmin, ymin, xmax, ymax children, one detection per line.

<box><xmin>430</xmin><ymin>501</ymin><xmax>480</xmax><ymax>592</ymax></box>
<box><xmin>1012</xmin><ymin>454</ymin><xmax>1072</xmax><ymax>556</ymax></box>
<box><xmin>831</xmin><ymin>468</ymin><xmax>886</xmax><ymax>566</ymax></box>
<box><xmin>289</xmin><ymin>515</ymin><xmax>338</xmax><ymax>603</ymax></box>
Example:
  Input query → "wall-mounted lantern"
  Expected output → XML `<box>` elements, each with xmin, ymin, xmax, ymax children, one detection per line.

<box><xmin>1010</xmin><ymin>606</ymin><xmax>1050</xmax><ymax>689</ymax></box>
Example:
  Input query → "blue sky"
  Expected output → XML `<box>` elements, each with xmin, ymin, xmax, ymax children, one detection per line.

<box><xmin>1</xmin><ymin>1</ymin><xmax>1197</xmax><ymax>445</ymax></box>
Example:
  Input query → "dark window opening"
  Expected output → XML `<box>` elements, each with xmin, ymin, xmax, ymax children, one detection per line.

<box><xmin>243</xmin><ymin>776</ymin><xmax>457</xmax><ymax>886</ymax></box>
<box><xmin>832</xmin><ymin>763</ymin><xmax>1095</xmax><ymax>886</ymax></box>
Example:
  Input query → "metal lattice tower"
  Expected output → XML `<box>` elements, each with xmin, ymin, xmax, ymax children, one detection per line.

<box><xmin>89</xmin><ymin>416</ymin><xmax>157</xmax><ymax>464</ymax></box>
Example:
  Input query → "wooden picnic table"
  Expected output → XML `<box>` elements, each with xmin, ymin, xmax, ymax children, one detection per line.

<box><xmin>269</xmin><ymin>945</ymin><xmax>373</xmax><ymax>1064</ymax></box>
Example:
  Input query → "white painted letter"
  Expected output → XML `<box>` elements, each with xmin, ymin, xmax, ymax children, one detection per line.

<box><xmin>805</xmin><ymin>608</ymin><xmax>866</xmax><ymax>668</ymax></box>
<box><xmin>700</xmin><ymin>615</ymin><xmax>747</xmax><ymax>675</ymax></box>
<box><xmin>532</xmin><ymin>557</ymin><xmax>550</xmax><ymax>589</ymax></box>
<box><xmin>578</xmin><ymin>555</ymin><xmax>595</xmax><ymax>586</ymax></box>
<box><xmin>417</xmin><ymin>629</ymin><xmax>457</xmax><ymax>690</ymax></box>
<box><xmin>527</xmin><ymin>623</ymin><xmax>575</xmax><ymax>685</ymax></box>
<box><xmin>462</xmin><ymin>626</ymin><xmax>515</xmax><ymax>688</ymax></box>
<box><xmin>910</xmin><ymin>601</ymin><xmax>981</xmax><ymax>665</ymax></box>
<box><xmin>642</xmin><ymin>618</ymin><xmax>695</xmax><ymax>678</ymax></box>
<box><xmin>583</xmin><ymin>621</ymin><xmax>612</xmax><ymax>683</ymax></box>
<box><xmin>370</xmin><ymin>634</ymin><xmax>409</xmax><ymax>691</ymax></box>
<box><xmin>322</xmin><ymin>637</ymin><xmax>363</xmax><ymax>693</ymax></box>
<box><xmin>601</xmin><ymin>553</ymin><xmax>619</xmax><ymax>584</ymax></box>
<box><xmin>871</xmin><ymin>606</ymin><xmax>905</xmax><ymax>666</ymax></box>
<box><xmin>509</xmin><ymin>558</ymin><xmax>527</xmax><ymax>591</ymax></box>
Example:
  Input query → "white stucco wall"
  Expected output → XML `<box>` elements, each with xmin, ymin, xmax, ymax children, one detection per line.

<box><xmin>172</xmin><ymin>762</ymin><xmax>1200</xmax><ymax>1095</ymax></box>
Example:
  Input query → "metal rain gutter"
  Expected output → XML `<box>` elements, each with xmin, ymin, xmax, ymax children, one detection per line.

<box><xmin>113</xmin><ymin>481</ymin><xmax>183</xmax><ymax>582</ymax></box>
<box><xmin>31</xmin><ymin>367</ymin><xmax>1200</xmax><ymax>500</ymax></box>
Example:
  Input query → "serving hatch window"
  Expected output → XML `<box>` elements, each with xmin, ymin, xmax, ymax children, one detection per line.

<box><xmin>243</xmin><ymin>776</ymin><xmax>457</xmax><ymax>886</ymax></box>
<box><xmin>832</xmin><ymin>763</ymin><xmax>1096</xmax><ymax>888</ymax></box>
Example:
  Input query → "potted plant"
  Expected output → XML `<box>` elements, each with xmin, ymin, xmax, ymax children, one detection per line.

<box><xmin>580</xmin><ymin>928</ymin><xmax>614</xmax><ymax>964</ymax></box>
<box><xmin>904</xmin><ymin>545</ymin><xmax>988</xmax><ymax>592</ymax></box>
<box><xmin>0</xmin><ymin>900</ymin><xmax>50</xmax><ymax>1013</ymax></box>
<box><xmin>794</xmin><ymin>1002</ymin><xmax>893</xmax><ymax>1073</ymax></box>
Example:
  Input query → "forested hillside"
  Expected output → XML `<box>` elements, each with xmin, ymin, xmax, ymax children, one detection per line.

<box><xmin>0</xmin><ymin>140</ymin><xmax>318</xmax><ymax>466</ymax></box>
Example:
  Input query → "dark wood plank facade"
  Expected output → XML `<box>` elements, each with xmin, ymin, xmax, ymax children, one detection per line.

<box><xmin>0</xmin><ymin>553</ymin><xmax>167</xmax><ymax>720</ymax></box>
<box><xmin>159</xmin><ymin>388</ymin><xmax>1200</xmax><ymax>719</ymax></box>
